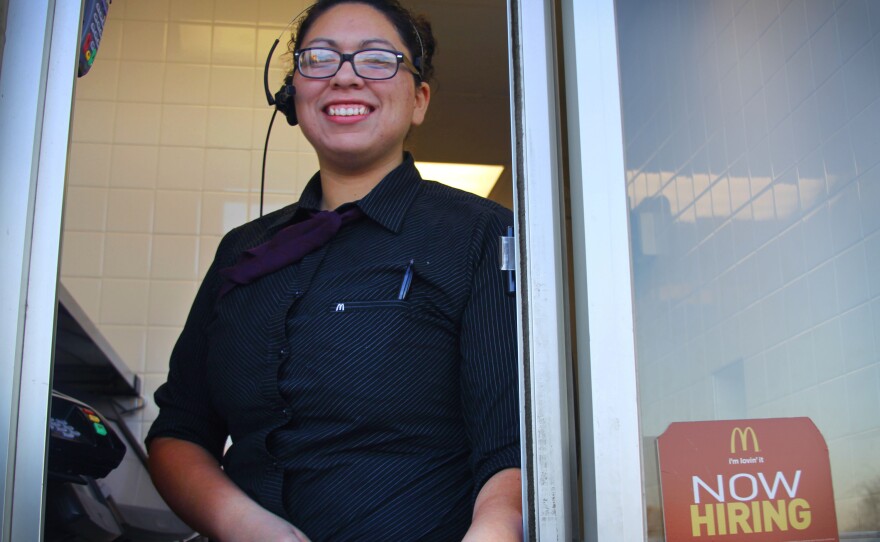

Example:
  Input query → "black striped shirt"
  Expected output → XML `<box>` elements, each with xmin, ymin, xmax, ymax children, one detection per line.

<box><xmin>148</xmin><ymin>154</ymin><xmax>520</xmax><ymax>541</ymax></box>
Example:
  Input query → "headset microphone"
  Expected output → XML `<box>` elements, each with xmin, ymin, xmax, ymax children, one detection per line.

<box><xmin>260</xmin><ymin>11</ymin><xmax>308</xmax><ymax>217</ymax></box>
<box><xmin>274</xmin><ymin>75</ymin><xmax>298</xmax><ymax>126</ymax></box>
<box><xmin>264</xmin><ymin>38</ymin><xmax>298</xmax><ymax>126</ymax></box>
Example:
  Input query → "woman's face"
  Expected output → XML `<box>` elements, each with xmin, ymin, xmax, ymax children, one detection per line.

<box><xmin>293</xmin><ymin>3</ymin><xmax>430</xmax><ymax>171</ymax></box>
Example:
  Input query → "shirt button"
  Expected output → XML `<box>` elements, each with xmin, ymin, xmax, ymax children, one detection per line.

<box><xmin>282</xmin><ymin>407</ymin><xmax>291</xmax><ymax>416</ymax></box>
<box><xmin>293</xmin><ymin>289</ymin><xmax>303</xmax><ymax>297</ymax></box>
<box><xmin>279</xmin><ymin>348</ymin><xmax>289</xmax><ymax>358</ymax></box>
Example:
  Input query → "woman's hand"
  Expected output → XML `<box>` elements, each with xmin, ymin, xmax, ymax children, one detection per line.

<box><xmin>461</xmin><ymin>468</ymin><xmax>523</xmax><ymax>541</ymax></box>
<box><xmin>148</xmin><ymin>437</ymin><xmax>310</xmax><ymax>542</ymax></box>
<box><xmin>218</xmin><ymin>508</ymin><xmax>311</xmax><ymax>542</ymax></box>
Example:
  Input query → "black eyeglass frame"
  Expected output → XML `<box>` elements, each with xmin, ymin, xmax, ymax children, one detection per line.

<box><xmin>294</xmin><ymin>47</ymin><xmax>421</xmax><ymax>81</ymax></box>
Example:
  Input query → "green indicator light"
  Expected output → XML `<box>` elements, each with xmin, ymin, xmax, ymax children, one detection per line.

<box><xmin>94</xmin><ymin>423</ymin><xmax>107</xmax><ymax>436</ymax></box>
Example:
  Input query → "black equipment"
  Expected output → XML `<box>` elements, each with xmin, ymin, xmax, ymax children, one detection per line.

<box><xmin>48</xmin><ymin>392</ymin><xmax>126</xmax><ymax>481</ymax></box>
<box><xmin>45</xmin><ymin>393</ymin><xmax>194</xmax><ymax>542</ymax></box>
<box><xmin>45</xmin><ymin>287</ymin><xmax>195</xmax><ymax>542</ymax></box>
<box><xmin>78</xmin><ymin>0</ymin><xmax>111</xmax><ymax>77</ymax></box>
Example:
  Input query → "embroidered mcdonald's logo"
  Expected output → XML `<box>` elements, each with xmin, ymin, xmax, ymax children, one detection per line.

<box><xmin>730</xmin><ymin>426</ymin><xmax>760</xmax><ymax>454</ymax></box>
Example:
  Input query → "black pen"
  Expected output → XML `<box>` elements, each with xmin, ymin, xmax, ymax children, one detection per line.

<box><xmin>398</xmin><ymin>259</ymin><xmax>414</xmax><ymax>300</ymax></box>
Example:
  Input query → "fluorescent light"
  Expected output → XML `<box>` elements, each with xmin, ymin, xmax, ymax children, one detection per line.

<box><xmin>414</xmin><ymin>162</ymin><xmax>504</xmax><ymax>198</ymax></box>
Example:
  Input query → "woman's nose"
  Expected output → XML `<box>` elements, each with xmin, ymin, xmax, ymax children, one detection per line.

<box><xmin>331</xmin><ymin>58</ymin><xmax>364</xmax><ymax>86</ymax></box>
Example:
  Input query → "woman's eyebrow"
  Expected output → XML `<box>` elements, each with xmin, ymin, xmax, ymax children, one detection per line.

<box><xmin>359</xmin><ymin>38</ymin><xmax>396</xmax><ymax>49</ymax></box>
<box><xmin>304</xmin><ymin>37</ymin><xmax>397</xmax><ymax>49</ymax></box>
<box><xmin>305</xmin><ymin>37</ymin><xmax>339</xmax><ymax>48</ymax></box>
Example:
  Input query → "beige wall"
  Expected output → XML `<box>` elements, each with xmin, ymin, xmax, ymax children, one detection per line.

<box><xmin>61</xmin><ymin>0</ymin><xmax>316</xmax><ymax>442</ymax></box>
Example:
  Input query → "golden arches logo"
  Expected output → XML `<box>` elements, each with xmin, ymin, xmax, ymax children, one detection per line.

<box><xmin>730</xmin><ymin>427</ymin><xmax>760</xmax><ymax>453</ymax></box>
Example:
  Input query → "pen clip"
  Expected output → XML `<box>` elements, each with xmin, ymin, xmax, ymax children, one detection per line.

<box><xmin>501</xmin><ymin>226</ymin><xmax>516</xmax><ymax>296</ymax></box>
<box><xmin>398</xmin><ymin>259</ymin><xmax>414</xmax><ymax>300</ymax></box>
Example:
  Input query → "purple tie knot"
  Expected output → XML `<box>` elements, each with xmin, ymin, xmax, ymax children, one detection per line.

<box><xmin>218</xmin><ymin>206</ymin><xmax>364</xmax><ymax>299</ymax></box>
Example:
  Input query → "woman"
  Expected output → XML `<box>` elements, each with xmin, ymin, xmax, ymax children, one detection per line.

<box><xmin>146</xmin><ymin>1</ymin><xmax>521</xmax><ymax>540</ymax></box>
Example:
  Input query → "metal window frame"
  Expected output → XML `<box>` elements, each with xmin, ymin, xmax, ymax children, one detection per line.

<box><xmin>508</xmin><ymin>0</ymin><xmax>576</xmax><ymax>540</ymax></box>
<box><xmin>0</xmin><ymin>0</ymin><xmax>82</xmax><ymax>539</ymax></box>
<box><xmin>510</xmin><ymin>0</ymin><xmax>646</xmax><ymax>539</ymax></box>
<box><xmin>559</xmin><ymin>0</ymin><xmax>646</xmax><ymax>540</ymax></box>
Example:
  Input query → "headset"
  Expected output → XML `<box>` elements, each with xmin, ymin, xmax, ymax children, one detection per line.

<box><xmin>259</xmin><ymin>4</ymin><xmax>426</xmax><ymax>215</ymax></box>
<box><xmin>258</xmin><ymin>9</ymin><xmax>308</xmax><ymax>217</ymax></box>
<box><xmin>263</xmin><ymin>41</ymin><xmax>300</xmax><ymax>127</ymax></box>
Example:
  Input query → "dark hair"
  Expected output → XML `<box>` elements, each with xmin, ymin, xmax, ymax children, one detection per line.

<box><xmin>288</xmin><ymin>0</ymin><xmax>436</xmax><ymax>84</ymax></box>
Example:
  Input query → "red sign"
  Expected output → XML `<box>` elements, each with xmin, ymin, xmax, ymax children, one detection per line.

<box><xmin>657</xmin><ymin>418</ymin><xmax>838</xmax><ymax>541</ymax></box>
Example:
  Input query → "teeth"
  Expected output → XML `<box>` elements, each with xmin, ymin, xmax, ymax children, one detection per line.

<box><xmin>328</xmin><ymin>105</ymin><xmax>367</xmax><ymax>116</ymax></box>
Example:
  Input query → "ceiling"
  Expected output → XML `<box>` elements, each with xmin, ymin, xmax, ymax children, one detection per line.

<box><xmin>405</xmin><ymin>0</ymin><xmax>514</xmax><ymax>208</ymax></box>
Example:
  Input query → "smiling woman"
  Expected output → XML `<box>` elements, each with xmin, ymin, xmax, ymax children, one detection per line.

<box><xmin>144</xmin><ymin>1</ymin><xmax>522</xmax><ymax>541</ymax></box>
<box><xmin>290</xmin><ymin>2</ymin><xmax>431</xmax><ymax>196</ymax></box>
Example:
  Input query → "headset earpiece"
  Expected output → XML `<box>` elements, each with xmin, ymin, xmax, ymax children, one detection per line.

<box><xmin>274</xmin><ymin>75</ymin><xmax>298</xmax><ymax>126</ymax></box>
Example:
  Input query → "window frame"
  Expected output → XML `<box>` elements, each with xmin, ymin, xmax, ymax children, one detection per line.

<box><xmin>510</xmin><ymin>0</ymin><xmax>647</xmax><ymax>539</ymax></box>
<box><xmin>0</xmin><ymin>0</ymin><xmax>82</xmax><ymax>539</ymax></box>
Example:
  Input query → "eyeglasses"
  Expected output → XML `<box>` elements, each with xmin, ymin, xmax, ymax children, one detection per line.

<box><xmin>295</xmin><ymin>47</ymin><xmax>420</xmax><ymax>80</ymax></box>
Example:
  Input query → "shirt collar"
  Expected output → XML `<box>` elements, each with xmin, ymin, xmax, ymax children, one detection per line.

<box><xmin>268</xmin><ymin>153</ymin><xmax>422</xmax><ymax>234</ymax></box>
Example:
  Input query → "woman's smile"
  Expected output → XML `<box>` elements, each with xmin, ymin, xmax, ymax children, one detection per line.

<box><xmin>326</xmin><ymin>104</ymin><xmax>371</xmax><ymax>118</ymax></box>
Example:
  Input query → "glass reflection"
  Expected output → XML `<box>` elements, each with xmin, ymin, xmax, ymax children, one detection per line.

<box><xmin>617</xmin><ymin>0</ymin><xmax>880</xmax><ymax>538</ymax></box>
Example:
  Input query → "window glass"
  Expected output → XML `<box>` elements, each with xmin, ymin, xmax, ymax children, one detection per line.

<box><xmin>617</xmin><ymin>0</ymin><xmax>880</xmax><ymax>538</ymax></box>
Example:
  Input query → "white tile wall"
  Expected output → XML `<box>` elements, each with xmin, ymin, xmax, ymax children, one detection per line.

<box><xmin>61</xmin><ymin>231</ymin><xmax>105</xmax><ymax>277</ymax></box>
<box><xmin>215</xmin><ymin>0</ymin><xmax>259</xmax><ymax>25</ymax></box>
<box><xmin>125</xmin><ymin>0</ymin><xmax>170</xmax><ymax>22</ymax></box>
<box><xmin>65</xmin><ymin>187</ymin><xmax>109</xmax><ymax>231</ymax></box>
<box><xmin>198</xmin><ymin>236</ymin><xmax>222</xmax><ymax>277</ymax></box>
<box><xmin>160</xmin><ymin>105</ymin><xmax>208</xmax><ymax>146</ymax></box>
<box><xmin>100</xmin><ymin>279</ymin><xmax>150</xmax><ymax>325</ymax></box>
<box><xmin>117</xmin><ymin>61</ymin><xmax>166</xmax><ymax>103</ymax></box>
<box><xmin>154</xmin><ymin>191</ymin><xmax>201</xmax><ymax>235</ymax></box>
<box><xmin>145</xmin><ymin>327</ymin><xmax>182</xmax><ymax>373</ymax></box>
<box><xmin>61</xmin><ymin>0</ymin><xmax>314</xmax><ymax>445</ymax></box>
<box><xmin>166</xmin><ymin>23</ymin><xmax>213</xmax><ymax>64</ymax></box>
<box><xmin>103</xmin><ymin>233</ymin><xmax>152</xmax><ymax>278</ymax></box>
<box><xmin>200</xmin><ymin>192</ymin><xmax>249</xmax><ymax>235</ymax></box>
<box><xmin>106</xmin><ymin>189</ymin><xmax>155</xmax><ymax>232</ymax></box>
<box><xmin>114</xmin><ymin>103</ymin><xmax>163</xmax><ymax>145</ymax></box>
<box><xmin>69</xmin><ymin>143</ymin><xmax>113</xmax><ymax>187</ymax></box>
<box><xmin>71</xmin><ymin>100</ymin><xmax>117</xmax><ymax>143</ymax></box>
<box><xmin>76</xmin><ymin>60</ymin><xmax>120</xmax><ymax>101</ymax></box>
<box><xmin>109</xmin><ymin>145</ymin><xmax>159</xmax><ymax>188</ymax></box>
<box><xmin>157</xmin><ymin>146</ymin><xmax>206</xmax><ymax>190</ymax></box>
<box><xmin>209</xmin><ymin>66</ymin><xmax>257</xmax><ymax>107</ymax></box>
<box><xmin>204</xmin><ymin>148</ymin><xmax>252</xmax><ymax>190</ymax></box>
<box><xmin>206</xmin><ymin>108</ymin><xmax>255</xmax><ymax>149</ymax></box>
<box><xmin>150</xmin><ymin>235</ymin><xmax>198</xmax><ymax>279</ymax></box>
<box><xmin>163</xmin><ymin>63</ymin><xmax>211</xmax><ymax>104</ymax></box>
<box><xmin>121</xmin><ymin>21</ymin><xmax>168</xmax><ymax>62</ymax></box>
<box><xmin>148</xmin><ymin>281</ymin><xmax>198</xmax><ymax>326</ymax></box>
<box><xmin>169</xmin><ymin>0</ymin><xmax>213</xmax><ymax>24</ymax></box>
<box><xmin>212</xmin><ymin>26</ymin><xmax>257</xmax><ymax>65</ymax></box>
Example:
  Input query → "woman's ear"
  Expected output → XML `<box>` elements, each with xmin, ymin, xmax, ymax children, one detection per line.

<box><xmin>411</xmin><ymin>81</ymin><xmax>431</xmax><ymax>126</ymax></box>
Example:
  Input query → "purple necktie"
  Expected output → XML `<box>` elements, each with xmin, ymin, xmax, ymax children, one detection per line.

<box><xmin>218</xmin><ymin>206</ymin><xmax>364</xmax><ymax>299</ymax></box>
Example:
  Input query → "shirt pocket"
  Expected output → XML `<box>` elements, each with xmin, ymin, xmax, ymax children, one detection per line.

<box><xmin>327</xmin><ymin>299</ymin><xmax>409</xmax><ymax>312</ymax></box>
